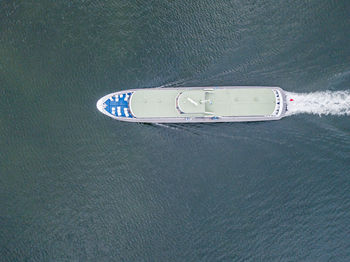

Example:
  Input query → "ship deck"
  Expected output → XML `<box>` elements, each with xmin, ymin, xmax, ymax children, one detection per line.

<box><xmin>129</xmin><ymin>88</ymin><xmax>277</xmax><ymax>118</ymax></box>
<box><xmin>96</xmin><ymin>86</ymin><xmax>286</xmax><ymax>123</ymax></box>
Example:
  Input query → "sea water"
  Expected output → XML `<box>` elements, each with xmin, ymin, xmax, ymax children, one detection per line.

<box><xmin>1</xmin><ymin>0</ymin><xmax>350</xmax><ymax>261</ymax></box>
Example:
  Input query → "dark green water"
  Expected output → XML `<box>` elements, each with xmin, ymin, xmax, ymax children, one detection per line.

<box><xmin>1</xmin><ymin>0</ymin><xmax>350</xmax><ymax>261</ymax></box>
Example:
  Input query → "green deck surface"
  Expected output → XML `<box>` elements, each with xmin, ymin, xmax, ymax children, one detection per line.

<box><xmin>130</xmin><ymin>89</ymin><xmax>276</xmax><ymax>118</ymax></box>
<box><xmin>130</xmin><ymin>90</ymin><xmax>181</xmax><ymax>117</ymax></box>
<box><xmin>206</xmin><ymin>89</ymin><xmax>276</xmax><ymax>116</ymax></box>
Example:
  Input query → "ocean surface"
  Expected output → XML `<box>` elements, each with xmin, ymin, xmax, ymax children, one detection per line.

<box><xmin>1</xmin><ymin>0</ymin><xmax>350</xmax><ymax>261</ymax></box>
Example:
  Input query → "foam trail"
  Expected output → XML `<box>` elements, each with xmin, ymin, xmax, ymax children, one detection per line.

<box><xmin>152</xmin><ymin>123</ymin><xmax>180</xmax><ymax>130</ymax></box>
<box><xmin>157</xmin><ymin>78</ymin><xmax>190</xmax><ymax>88</ymax></box>
<box><xmin>285</xmin><ymin>90</ymin><xmax>350</xmax><ymax>116</ymax></box>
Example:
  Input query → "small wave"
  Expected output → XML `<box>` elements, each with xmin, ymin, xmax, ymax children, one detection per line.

<box><xmin>285</xmin><ymin>90</ymin><xmax>350</xmax><ymax>116</ymax></box>
<box><xmin>157</xmin><ymin>78</ymin><xmax>191</xmax><ymax>88</ymax></box>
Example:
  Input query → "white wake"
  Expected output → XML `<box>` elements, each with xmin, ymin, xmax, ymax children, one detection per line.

<box><xmin>285</xmin><ymin>90</ymin><xmax>350</xmax><ymax>116</ymax></box>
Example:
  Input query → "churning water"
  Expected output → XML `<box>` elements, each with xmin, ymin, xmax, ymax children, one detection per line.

<box><xmin>286</xmin><ymin>90</ymin><xmax>350</xmax><ymax>116</ymax></box>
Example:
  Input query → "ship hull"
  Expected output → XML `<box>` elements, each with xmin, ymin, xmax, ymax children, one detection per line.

<box><xmin>97</xmin><ymin>86</ymin><xmax>286</xmax><ymax>123</ymax></box>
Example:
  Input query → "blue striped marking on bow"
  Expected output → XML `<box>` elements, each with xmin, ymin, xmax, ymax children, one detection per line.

<box><xmin>104</xmin><ymin>92</ymin><xmax>134</xmax><ymax>118</ymax></box>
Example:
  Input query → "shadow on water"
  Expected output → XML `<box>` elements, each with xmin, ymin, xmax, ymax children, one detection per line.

<box><xmin>143</xmin><ymin>120</ymin><xmax>289</xmax><ymax>146</ymax></box>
